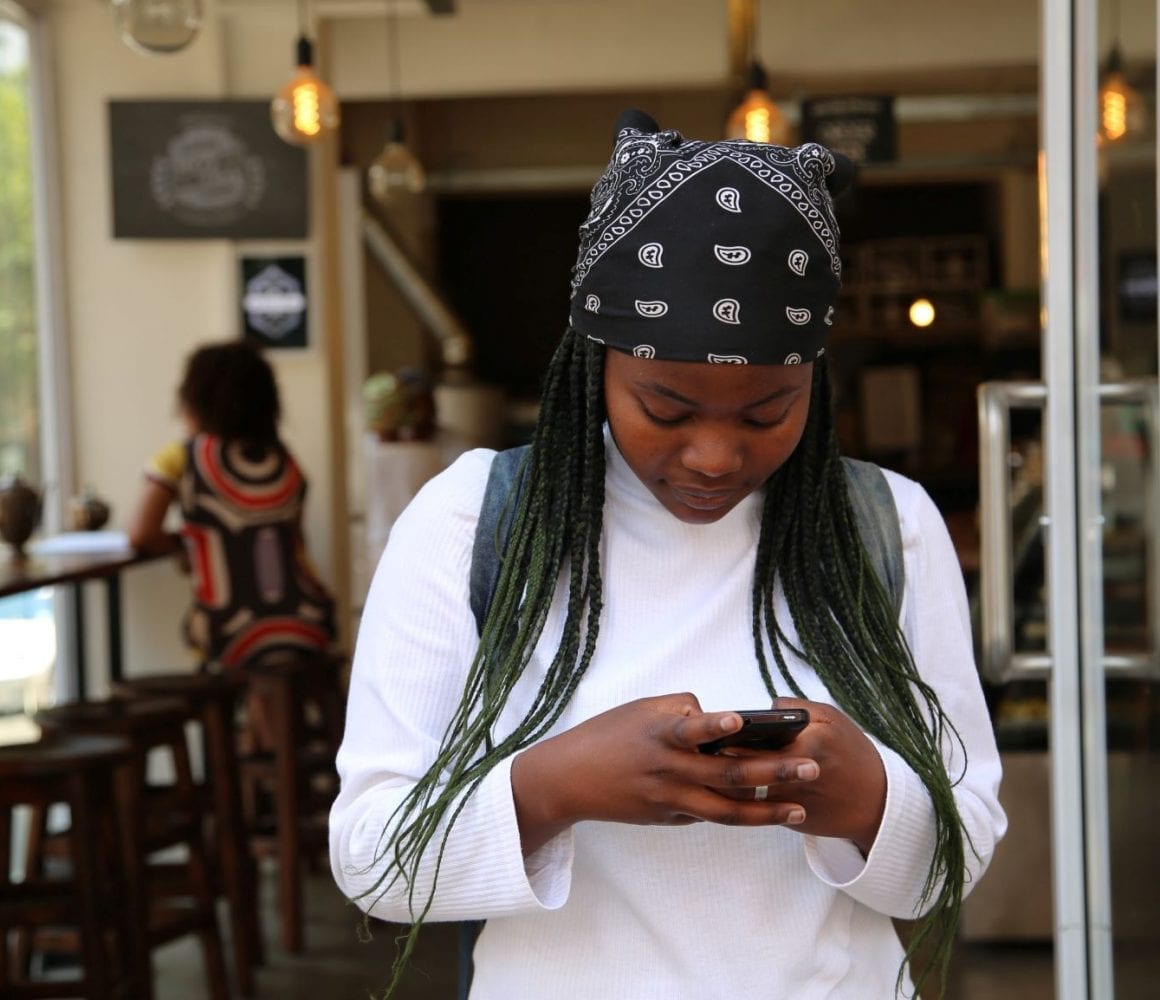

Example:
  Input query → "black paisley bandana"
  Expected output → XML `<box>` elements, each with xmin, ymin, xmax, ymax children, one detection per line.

<box><xmin>569</xmin><ymin>110</ymin><xmax>853</xmax><ymax>366</ymax></box>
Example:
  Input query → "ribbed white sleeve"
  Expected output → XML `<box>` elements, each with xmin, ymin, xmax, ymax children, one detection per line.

<box><xmin>330</xmin><ymin>448</ymin><xmax>573</xmax><ymax>920</ymax></box>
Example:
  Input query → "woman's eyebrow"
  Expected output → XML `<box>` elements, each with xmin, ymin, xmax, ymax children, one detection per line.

<box><xmin>639</xmin><ymin>382</ymin><xmax>801</xmax><ymax>408</ymax></box>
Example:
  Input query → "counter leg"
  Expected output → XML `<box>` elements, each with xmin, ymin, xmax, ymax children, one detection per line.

<box><xmin>72</xmin><ymin>582</ymin><xmax>87</xmax><ymax>700</ymax></box>
<box><xmin>106</xmin><ymin>575</ymin><xmax>123</xmax><ymax>684</ymax></box>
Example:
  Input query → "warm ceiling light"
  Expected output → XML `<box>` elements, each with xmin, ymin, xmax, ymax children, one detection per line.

<box><xmin>1098</xmin><ymin>48</ymin><xmax>1144</xmax><ymax>144</ymax></box>
<box><xmin>270</xmin><ymin>36</ymin><xmax>340</xmax><ymax>147</ymax></box>
<box><xmin>367</xmin><ymin>6</ymin><xmax>426</xmax><ymax>206</ymax></box>
<box><xmin>368</xmin><ymin>120</ymin><xmax>426</xmax><ymax>206</ymax></box>
<box><xmin>725</xmin><ymin>62</ymin><xmax>792</xmax><ymax>145</ymax></box>
<box><xmin>908</xmin><ymin>298</ymin><xmax>936</xmax><ymax>328</ymax></box>
<box><xmin>1098</xmin><ymin>0</ymin><xmax>1145</xmax><ymax>145</ymax></box>
<box><xmin>113</xmin><ymin>0</ymin><xmax>202</xmax><ymax>55</ymax></box>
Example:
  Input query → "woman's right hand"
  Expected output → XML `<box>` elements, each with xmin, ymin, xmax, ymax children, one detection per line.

<box><xmin>509</xmin><ymin>693</ymin><xmax>817</xmax><ymax>855</ymax></box>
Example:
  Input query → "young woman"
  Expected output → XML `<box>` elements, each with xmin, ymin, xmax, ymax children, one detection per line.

<box><xmin>330</xmin><ymin>111</ymin><xmax>1005</xmax><ymax>999</ymax></box>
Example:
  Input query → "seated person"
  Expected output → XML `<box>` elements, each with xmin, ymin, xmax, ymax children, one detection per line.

<box><xmin>129</xmin><ymin>339</ymin><xmax>337</xmax><ymax>747</ymax></box>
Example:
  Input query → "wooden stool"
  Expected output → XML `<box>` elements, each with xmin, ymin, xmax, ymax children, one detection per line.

<box><xmin>34</xmin><ymin>697</ymin><xmax>231</xmax><ymax>1000</ymax></box>
<box><xmin>240</xmin><ymin>652</ymin><xmax>345</xmax><ymax>953</ymax></box>
<box><xmin>0</xmin><ymin>732</ymin><xmax>141</xmax><ymax>999</ymax></box>
<box><xmin>112</xmin><ymin>672</ymin><xmax>263</xmax><ymax>997</ymax></box>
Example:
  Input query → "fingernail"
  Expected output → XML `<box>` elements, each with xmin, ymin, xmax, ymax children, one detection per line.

<box><xmin>787</xmin><ymin>808</ymin><xmax>805</xmax><ymax>825</ymax></box>
<box><xmin>721</xmin><ymin>714</ymin><xmax>738</xmax><ymax>731</ymax></box>
<box><xmin>796</xmin><ymin>762</ymin><xmax>819</xmax><ymax>781</ymax></box>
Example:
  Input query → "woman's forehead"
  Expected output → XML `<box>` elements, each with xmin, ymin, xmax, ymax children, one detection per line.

<box><xmin>605</xmin><ymin>348</ymin><xmax>813</xmax><ymax>402</ymax></box>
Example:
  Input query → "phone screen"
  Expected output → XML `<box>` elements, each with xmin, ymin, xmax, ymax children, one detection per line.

<box><xmin>697</xmin><ymin>708</ymin><xmax>810</xmax><ymax>754</ymax></box>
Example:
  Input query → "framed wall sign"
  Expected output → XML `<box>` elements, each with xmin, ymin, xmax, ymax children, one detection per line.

<box><xmin>109</xmin><ymin>100</ymin><xmax>307</xmax><ymax>239</ymax></box>
<box><xmin>800</xmin><ymin>96</ymin><xmax>896</xmax><ymax>165</ymax></box>
<box><xmin>240</xmin><ymin>255</ymin><xmax>309</xmax><ymax>350</ymax></box>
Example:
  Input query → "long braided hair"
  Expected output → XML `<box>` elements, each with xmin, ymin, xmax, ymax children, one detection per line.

<box><xmin>363</xmin><ymin>327</ymin><xmax>967</xmax><ymax>997</ymax></box>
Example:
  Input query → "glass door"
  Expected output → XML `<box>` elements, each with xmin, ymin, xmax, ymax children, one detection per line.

<box><xmin>975</xmin><ymin>0</ymin><xmax>1160</xmax><ymax>996</ymax></box>
<box><xmin>1087</xmin><ymin>1</ymin><xmax>1160</xmax><ymax>994</ymax></box>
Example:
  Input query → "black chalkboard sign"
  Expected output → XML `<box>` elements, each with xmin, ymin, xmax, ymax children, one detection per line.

<box><xmin>800</xmin><ymin>96</ymin><xmax>896</xmax><ymax>165</ymax></box>
<box><xmin>110</xmin><ymin>100</ymin><xmax>307</xmax><ymax>239</ymax></box>
<box><xmin>241</xmin><ymin>255</ymin><xmax>309</xmax><ymax>349</ymax></box>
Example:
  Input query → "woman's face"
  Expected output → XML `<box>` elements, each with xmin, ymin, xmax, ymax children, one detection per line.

<box><xmin>603</xmin><ymin>349</ymin><xmax>814</xmax><ymax>525</ymax></box>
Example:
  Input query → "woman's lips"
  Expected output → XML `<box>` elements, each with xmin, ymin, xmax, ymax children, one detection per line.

<box><xmin>669</xmin><ymin>485</ymin><xmax>735</xmax><ymax>511</ymax></box>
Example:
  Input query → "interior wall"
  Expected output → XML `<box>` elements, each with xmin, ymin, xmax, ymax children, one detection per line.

<box><xmin>329</xmin><ymin>0</ymin><xmax>1044</xmax><ymax>99</ymax></box>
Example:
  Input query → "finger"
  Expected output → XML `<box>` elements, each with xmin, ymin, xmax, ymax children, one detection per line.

<box><xmin>762</xmin><ymin>756</ymin><xmax>821</xmax><ymax>784</ymax></box>
<box><xmin>671</xmin><ymin>710</ymin><xmax>743</xmax><ymax>751</ymax></box>
<box><xmin>780</xmin><ymin>804</ymin><xmax>807</xmax><ymax>827</ymax></box>
<box><xmin>703</xmin><ymin>754</ymin><xmax>821</xmax><ymax>794</ymax></box>
<box><xmin>686</xmin><ymin>788</ymin><xmax>808</xmax><ymax>828</ymax></box>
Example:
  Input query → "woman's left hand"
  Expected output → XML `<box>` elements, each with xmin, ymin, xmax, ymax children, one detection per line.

<box><xmin>716</xmin><ymin>696</ymin><xmax>886</xmax><ymax>856</ymax></box>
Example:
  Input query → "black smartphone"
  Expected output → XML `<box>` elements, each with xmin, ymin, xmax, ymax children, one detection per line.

<box><xmin>697</xmin><ymin>708</ymin><xmax>810</xmax><ymax>754</ymax></box>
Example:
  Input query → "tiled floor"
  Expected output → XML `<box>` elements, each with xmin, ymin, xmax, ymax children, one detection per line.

<box><xmin>150</xmin><ymin>865</ymin><xmax>1059</xmax><ymax>1000</ymax></box>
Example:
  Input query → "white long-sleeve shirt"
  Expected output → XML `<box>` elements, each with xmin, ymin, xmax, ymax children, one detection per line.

<box><xmin>330</xmin><ymin>434</ymin><xmax>1006</xmax><ymax>999</ymax></box>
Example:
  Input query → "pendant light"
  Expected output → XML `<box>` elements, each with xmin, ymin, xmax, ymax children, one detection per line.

<box><xmin>367</xmin><ymin>3</ymin><xmax>426</xmax><ymax>206</ymax></box>
<box><xmin>1098</xmin><ymin>47</ymin><xmax>1145</xmax><ymax>143</ymax></box>
<box><xmin>270</xmin><ymin>0</ymin><xmax>340</xmax><ymax>147</ymax></box>
<box><xmin>724</xmin><ymin>0</ymin><xmax>790</xmax><ymax>144</ymax></box>
<box><xmin>112</xmin><ymin>0</ymin><xmax>202</xmax><ymax>55</ymax></box>
<box><xmin>726</xmin><ymin>61</ymin><xmax>792</xmax><ymax>145</ymax></box>
<box><xmin>369</xmin><ymin>120</ymin><xmax>426</xmax><ymax>204</ymax></box>
<box><xmin>1098</xmin><ymin>0</ymin><xmax>1145</xmax><ymax>144</ymax></box>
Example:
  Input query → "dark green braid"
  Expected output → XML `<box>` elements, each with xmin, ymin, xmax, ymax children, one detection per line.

<box><xmin>357</xmin><ymin>328</ymin><xmax>608</xmax><ymax>994</ymax></box>
<box><xmin>756</xmin><ymin>362</ymin><xmax>970</xmax><ymax>996</ymax></box>
<box><xmin>362</xmin><ymin>328</ymin><xmax>968</xmax><ymax>998</ymax></box>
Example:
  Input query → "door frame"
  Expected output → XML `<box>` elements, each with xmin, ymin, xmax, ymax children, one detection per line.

<box><xmin>1041</xmin><ymin>0</ymin><xmax>1119</xmax><ymax>995</ymax></box>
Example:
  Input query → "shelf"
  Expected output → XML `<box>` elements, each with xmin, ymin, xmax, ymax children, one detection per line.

<box><xmin>838</xmin><ymin>234</ymin><xmax>990</xmax><ymax>339</ymax></box>
<box><xmin>843</xmin><ymin>234</ymin><xmax>988</xmax><ymax>290</ymax></box>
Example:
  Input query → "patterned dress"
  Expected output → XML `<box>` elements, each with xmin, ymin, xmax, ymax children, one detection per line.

<box><xmin>147</xmin><ymin>434</ymin><xmax>336</xmax><ymax>670</ymax></box>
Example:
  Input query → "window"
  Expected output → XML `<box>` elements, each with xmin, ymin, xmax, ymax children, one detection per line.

<box><xmin>0</xmin><ymin>12</ymin><xmax>41</xmax><ymax>482</ymax></box>
<box><xmin>1</xmin><ymin>3</ymin><xmax>65</xmax><ymax>733</ymax></box>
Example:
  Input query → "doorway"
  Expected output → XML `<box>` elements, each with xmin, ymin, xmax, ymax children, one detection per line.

<box><xmin>970</xmin><ymin>1</ymin><xmax>1160</xmax><ymax>998</ymax></box>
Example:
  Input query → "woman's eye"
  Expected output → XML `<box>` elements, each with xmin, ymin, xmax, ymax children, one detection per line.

<box><xmin>641</xmin><ymin>405</ymin><xmax>687</xmax><ymax>426</ymax></box>
<box><xmin>744</xmin><ymin>411</ymin><xmax>789</xmax><ymax>429</ymax></box>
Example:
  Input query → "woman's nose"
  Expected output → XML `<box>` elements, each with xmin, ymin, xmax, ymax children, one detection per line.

<box><xmin>679</xmin><ymin>431</ymin><xmax>744</xmax><ymax>479</ymax></box>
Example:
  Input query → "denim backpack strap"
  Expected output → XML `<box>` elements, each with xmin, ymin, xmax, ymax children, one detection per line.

<box><xmin>460</xmin><ymin>444</ymin><xmax>530</xmax><ymax>1000</ymax></box>
<box><xmin>469</xmin><ymin>444</ymin><xmax>531</xmax><ymax>635</ymax></box>
<box><xmin>840</xmin><ymin>457</ymin><xmax>905</xmax><ymax>617</ymax></box>
<box><xmin>456</xmin><ymin>920</ymin><xmax>482</xmax><ymax>1000</ymax></box>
